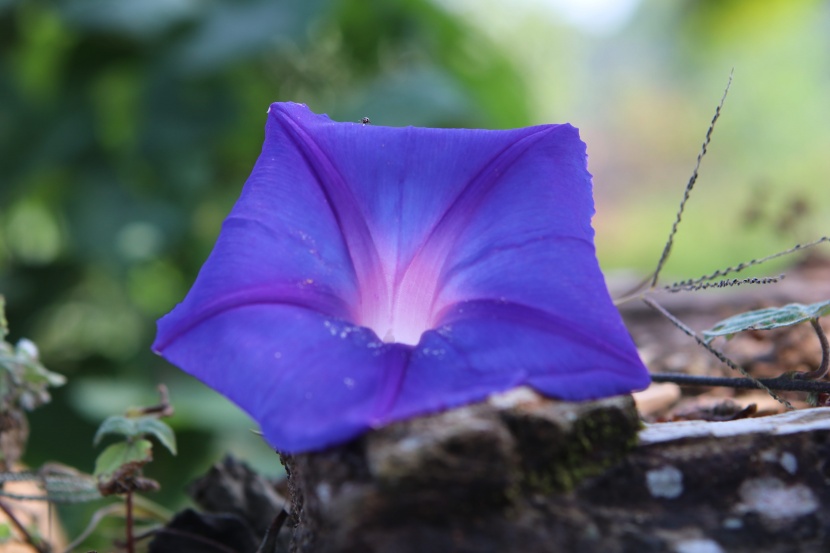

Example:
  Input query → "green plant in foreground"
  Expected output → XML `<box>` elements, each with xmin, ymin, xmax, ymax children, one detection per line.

<box><xmin>91</xmin><ymin>385</ymin><xmax>176</xmax><ymax>553</ymax></box>
<box><xmin>703</xmin><ymin>300</ymin><xmax>830</xmax><ymax>347</ymax></box>
<box><xmin>0</xmin><ymin>296</ymin><xmax>66</xmax><ymax>469</ymax></box>
<box><xmin>0</xmin><ymin>294</ymin><xmax>176</xmax><ymax>552</ymax></box>
<box><xmin>703</xmin><ymin>300</ymin><xmax>830</xmax><ymax>402</ymax></box>
<box><xmin>0</xmin><ymin>295</ymin><xmax>67</xmax><ymax>552</ymax></box>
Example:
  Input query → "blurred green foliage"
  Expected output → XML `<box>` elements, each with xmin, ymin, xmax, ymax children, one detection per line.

<box><xmin>0</xmin><ymin>0</ymin><xmax>531</xmax><ymax>544</ymax></box>
<box><xmin>0</xmin><ymin>295</ymin><xmax>65</xmax><ymax>416</ymax></box>
<box><xmin>450</xmin><ymin>0</ymin><xmax>829</xmax><ymax>275</ymax></box>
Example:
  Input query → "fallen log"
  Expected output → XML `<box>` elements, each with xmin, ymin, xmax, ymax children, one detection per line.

<box><xmin>280</xmin><ymin>389</ymin><xmax>830</xmax><ymax>553</ymax></box>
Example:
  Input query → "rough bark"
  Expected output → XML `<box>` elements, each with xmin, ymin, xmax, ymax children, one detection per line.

<box><xmin>281</xmin><ymin>390</ymin><xmax>830</xmax><ymax>553</ymax></box>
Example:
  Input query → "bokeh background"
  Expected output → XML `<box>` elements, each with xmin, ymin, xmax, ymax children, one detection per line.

<box><xmin>1</xmin><ymin>0</ymin><xmax>828</xmax><ymax>545</ymax></box>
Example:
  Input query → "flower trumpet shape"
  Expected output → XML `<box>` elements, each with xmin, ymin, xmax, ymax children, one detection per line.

<box><xmin>154</xmin><ymin>102</ymin><xmax>650</xmax><ymax>453</ymax></box>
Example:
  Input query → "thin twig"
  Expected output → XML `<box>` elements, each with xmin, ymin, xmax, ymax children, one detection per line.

<box><xmin>125</xmin><ymin>490</ymin><xmax>135</xmax><ymax>553</ymax></box>
<box><xmin>642</xmin><ymin>296</ymin><xmax>793</xmax><ymax>409</ymax></box>
<box><xmin>665</xmin><ymin>274</ymin><xmax>784</xmax><ymax>293</ymax></box>
<box><xmin>130</xmin><ymin>523</ymin><xmax>164</xmax><ymax>544</ymax></box>
<box><xmin>0</xmin><ymin>497</ymin><xmax>50</xmax><ymax>553</ymax></box>
<box><xmin>793</xmin><ymin>319</ymin><xmax>830</xmax><ymax>381</ymax></box>
<box><xmin>0</xmin><ymin>489</ymin><xmax>101</xmax><ymax>503</ymax></box>
<box><xmin>129</xmin><ymin>384</ymin><xmax>174</xmax><ymax>418</ymax></box>
<box><xmin>61</xmin><ymin>503</ymin><xmax>123</xmax><ymax>553</ymax></box>
<box><xmin>666</xmin><ymin>236</ymin><xmax>830</xmax><ymax>290</ymax></box>
<box><xmin>60</xmin><ymin>496</ymin><xmax>171</xmax><ymax>553</ymax></box>
<box><xmin>649</xmin><ymin>70</ymin><xmax>733</xmax><ymax>288</ymax></box>
<box><xmin>131</xmin><ymin>493</ymin><xmax>174</xmax><ymax>522</ymax></box>
<box><xmin>651</xmin><ymin>373</ymin><xmax>830</xmax><ymax>393</ymax></box>
<box><xmin>256</xmin><ymin>507</ymin><xmax>290</xmax><ymax>553</ymax></box>
<box><xmin>613</xmin><ymin>275</ymin><xmax>656</xmax><ymax>306</ymax></box>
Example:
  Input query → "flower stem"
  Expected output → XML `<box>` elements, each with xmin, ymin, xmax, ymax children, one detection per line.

<box><xmin>642</xmin><ymin>296</ymin><xmax>792</xmax><ymax>409</ymax></box>
<box><xmin>793</xmin><ymin>318</ymin><xmax>830</xmax><ymax>381</ymax></box>
<box><xmin>0</xmin><ymin>498</ymin><xmax>49</xmax><ymax>553</ymax></box>
<box><xmin>126</xmin><ymin>490</ymin><xmax>134</xmax><ymax>553</ymax></box>
<box><xmin>651</xmin><ymin>373</ymin><xmax>830</xmax><ymax>393</ymax></box>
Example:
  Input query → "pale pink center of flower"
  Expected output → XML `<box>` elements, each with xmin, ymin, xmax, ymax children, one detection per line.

<box><xmin>357</xmin><ymin>243</ymin><xmax>448</xmax><ymax>346</ymax></box>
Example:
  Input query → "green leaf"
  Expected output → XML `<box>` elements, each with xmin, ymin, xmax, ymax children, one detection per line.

<box><xmin>134</xmin><ymin>417</ymin><xmax>176</xmax><ymax>455</ymax></box>
<box><xmin>93</xmin><ymin>416</ymin><xmax>138</xmax><ymax>446</ymax></box>
<box><xmin>16</xmin><ymin>339</ymin><xmax>66</xmax><ymax>388</ymax></box>
<box><xmin>0</xmin><ymin>329</ymin><xmax>65</xmax><ymax>412</ymax></box>
<box><xmin>703</xmin><ymin>300</ymin><xmax>830</xmax><ymax>343</ymax></box>
<box><xmin>93</xmin><ymin>439</ymin><xmax>152</xmax><ymax>478</ymax></box>
<box><xmin>42</xmin><ymin>472</ymin><xmax>102</xmax><ymax>503</ymax></box>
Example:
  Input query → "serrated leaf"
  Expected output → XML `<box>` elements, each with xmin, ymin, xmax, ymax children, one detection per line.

<box><xmin>134</xmin><ymin>417</ymin><xmax>177</xmax><ymax>455</ymax></box>
<box><xmin>17</xmin><ymin>339</ymin><xmax>66</xmax><ymax>389</ymax></box>
<box><xmin>42</xmin><ymin>473</ymin><xmax>102</xmax><ymax>503</ymax></box>
<box><xmin>703</xmin><ymin>300</ymin><xmax>830</xmax><ymax>343</ymax></box>
<box><xmin>94</xmin><ymin>416</ymin><xmax>138</xmax><ymax>446</ymax></box>
<box><xmin>94</xmin><ymin>439</ymin><xmax>152</xmax><ymax>478</ymax></box>
<box><xmin>0</xmin><ymin>329</ymin><xmax>64</xmax><ymax>412</ymax></box>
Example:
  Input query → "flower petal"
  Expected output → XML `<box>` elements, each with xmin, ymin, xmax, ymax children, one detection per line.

<box><xmin>366</xmin><ymin>121</ymin><xmax>652</xmax><ymax>421</ymax></box>
<box><xmin>155</xmin><ymin>102</ymin><xmax>650</xmax><ymax>453</ymax></box>
<box><xmin>384</xmin><ymin>299</ymin><xmax>649</xmax><ymax>423</ymax></box>
<box><xmin>155</xmin><ymin>105</ymin><xmax>382</xmax><ymax>345</ymax></box>
<box><xmin>268</xmin><ymin>103</ymin><xmax>570</xmax><ymax>342</ymax></box>
<box><xmin>158</xmin><ymin>304</ymin><xmax>411</xmax><ymax>453</ymax></box>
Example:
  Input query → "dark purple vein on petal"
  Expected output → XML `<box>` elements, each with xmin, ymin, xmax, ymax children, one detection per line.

<box><xmin>153</xmin><ymin>286</ymin><xmax>351</xmax><ymax>352</ymax></box>
<box><xmin>370</xmin><ymin>343</ymin><xmax>413</xmax><ymax>424</ymax></box>
<box><xmin>437</xmin><ymin>298</ymin><xmax>641</xmax><ymax>369</ymax></box>
<box><xmin>390</xmin><ymin>126</ymin><xmax>558</xmax><ymax>321</ymax></box>
<box><xmin>428</xmin><ymin>127</ymin><xmax>558</xmax><ymax>244</ymax></box>
<box><xmin>440</xmin><ymin>233</ymin><xmax>591</xmax><ymax>284</ymax></box>
<box><xmin>429</xmin><ymin>126</ymin><xmax>560</xmax><ymax>277</ymax></box>
<box><xmin>270</xmin><ymin>109</ymin><xmax>389</xmax><ymax>325</ymax></box>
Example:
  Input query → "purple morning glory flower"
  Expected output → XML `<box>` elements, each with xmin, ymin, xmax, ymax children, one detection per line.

<box><xmin>153</xmin><ymin>102</ymin><xmax>650</xmax><ymax>453</ymax></box>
